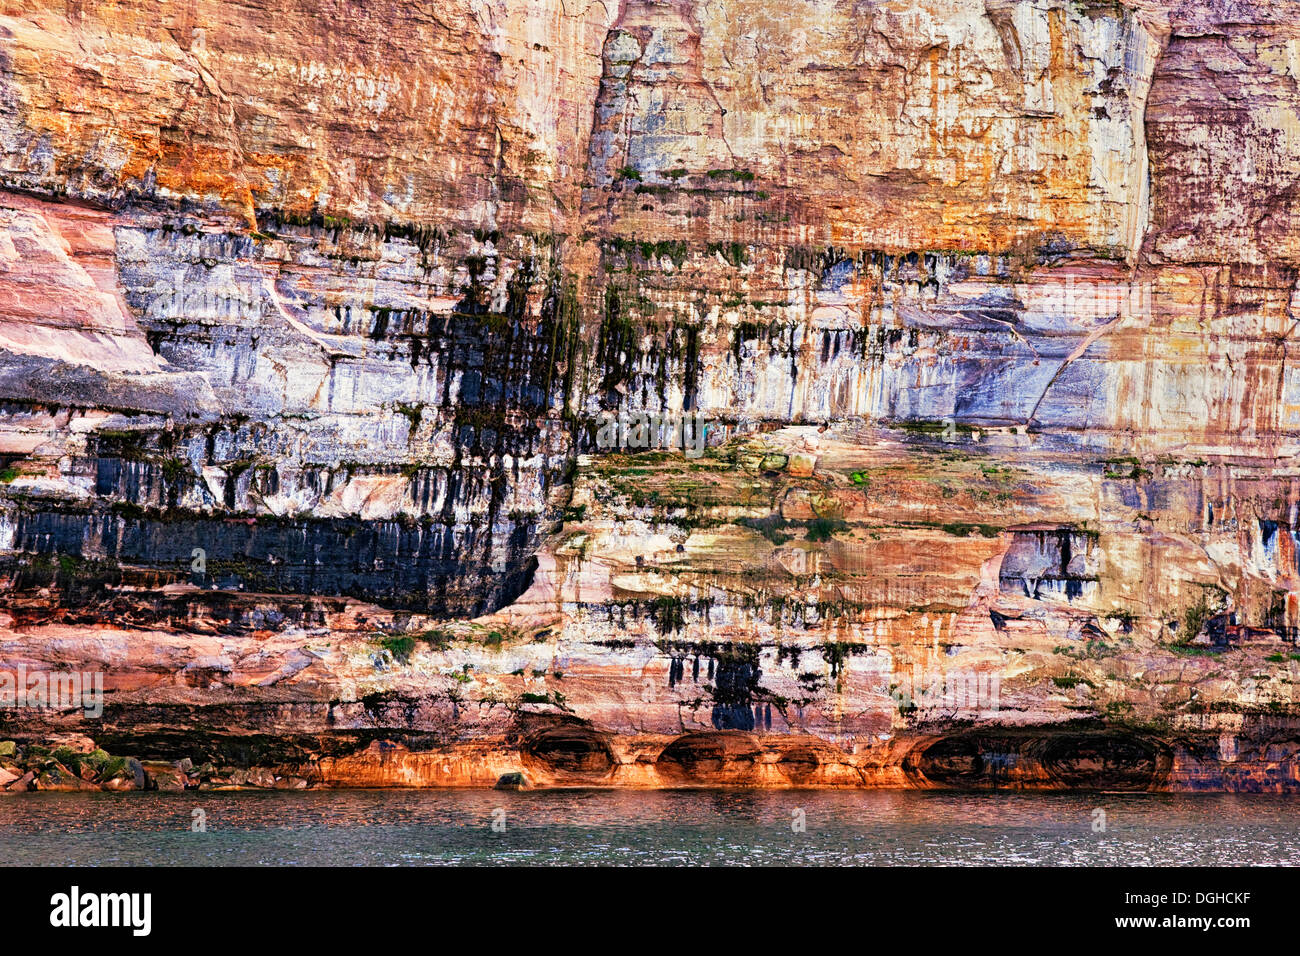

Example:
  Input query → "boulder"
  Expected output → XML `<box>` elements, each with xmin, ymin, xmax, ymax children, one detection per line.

<box><xmin>494</xmin><ymin>772</ymin><xmax>531</xmax><ymax>791</ymax></box>
<box><xmin>141</xmin><ymin>761</ymin><xmax>187</xmax><ymax>792</ymax></box>
<box><xmin>126</xmin><ymin>757</ymin><xmax>146</xmax><ymax>789</ymax></box>
<box><xmin>35</xmin><ymin>763</ymin><xmax>97</xmax><ymax>791</ymax></box>
<box><xmin>245</xmin><ymin>768</ymin><xmax>277</xmax><ymax>788</ymax></box>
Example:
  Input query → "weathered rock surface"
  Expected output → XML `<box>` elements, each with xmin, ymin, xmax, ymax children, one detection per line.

<box><xmin>4</xmin><ymin>0</ymin><xmax>1300</xmax><ymax>791</ymax></box>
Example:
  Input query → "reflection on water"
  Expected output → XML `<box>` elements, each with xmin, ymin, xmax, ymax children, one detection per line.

<box><xmin>1</xmin><ymin>789</ymin><xmax>1297</xmax><ymax>865</ymax></box>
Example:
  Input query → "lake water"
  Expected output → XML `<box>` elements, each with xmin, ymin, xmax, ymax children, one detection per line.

<box><xmin>1</xmin><ymin>789</ymin><xmax>1298</xmax><ymax>866</ymax></box>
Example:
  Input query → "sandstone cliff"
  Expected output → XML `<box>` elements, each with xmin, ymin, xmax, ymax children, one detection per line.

<box><xmin>3</xmin><ymin>0</ymin><xmax>1300</xmax><ymax>791</ymax></box>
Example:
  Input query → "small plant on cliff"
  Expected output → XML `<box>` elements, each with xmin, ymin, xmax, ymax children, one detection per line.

<box><xmin>393</xmin><ymin>402</ymin><xmax>424</xmax><ymax>433</ymax></box>
<box><xmin>417</xmin><ymin>629</ymin><xmax>452</xmax><ymax>650</ymax></box>
<box><xmin>378</xmin><ymin>635</ymin><xmax>417</xmax><ymax>664</ymax></box>
<box><xmin>1103</xmin><ymin>700</ymin><xmax>1135</xmax><ymax>718</ymax></box>
<box><xmin>159</xmin><ymin>456</ymin><xmax>191</xmax><ymax>484</ymax></box>
<box><xmin>520</xmin><ymin>691</ymin><xmax>564</xmax><ymax>706</ymax></box>
<box><xmin>1181</xmin><ymin>601</ymin><xmax>1208</xmax><ymax>642</ymax></box>
<box><xmin>1051</xmin><ymin>675</ymin><xmax>1094</xmax><ymax>690</ymax></box>
<box><xmin>1102</xmin><ymin>456</ymin><xmax>1152</xmax><ymax>481</ymax></box>
<box><xmin>1169</xmin><ymin>645</ymin><xmax>1218</xmax><ymax>657</ymax></box>
<box><xmin>706</xmin><ymin>241</ymin><xmax>748</xmax><ymax>267</ymax></box>
<box><xmin>1175</xmin><ymin>588</ymin><xmax>1227</xmax><ymax>645</ymax></box>
<box><xmin>937</xmin><ymin>522</ymin><xmax>1002</xmax><ymax>538</ymax></box>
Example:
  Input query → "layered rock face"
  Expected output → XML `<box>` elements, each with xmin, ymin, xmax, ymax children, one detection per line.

<box><xmin>4</xmin><ymin>0</ymin><xmax>1300</xmax><ymax>791</ymax></box>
